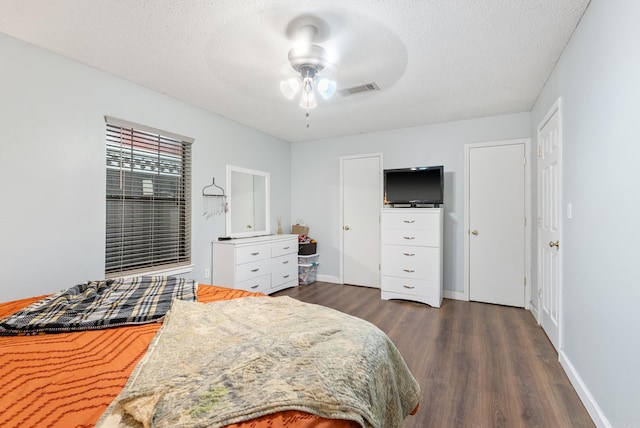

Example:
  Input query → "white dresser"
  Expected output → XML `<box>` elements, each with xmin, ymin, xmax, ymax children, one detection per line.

<box><xmin>212</xmin><ymin>234</ymin><xmax>298</xmax><ymax>294</ymax></box>
<box><xmin>380</xmin><ymin>208</ymin><xmax>443</xmax><ymax>307</ymax></box>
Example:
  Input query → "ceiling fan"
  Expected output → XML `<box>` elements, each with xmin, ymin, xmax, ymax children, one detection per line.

<box><xmin>279</xmin><ymin>16</ymin><xmax>337</xmax><ymax>127</ymax></box>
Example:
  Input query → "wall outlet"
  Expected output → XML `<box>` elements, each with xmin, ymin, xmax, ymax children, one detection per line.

<box><xmin>204</xmin><ymin>268</ymin><xmax>210</xmax><ymax>279</ymax></box>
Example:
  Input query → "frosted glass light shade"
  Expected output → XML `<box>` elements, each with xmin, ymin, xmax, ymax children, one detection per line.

<box><xmin>317</xmin><ymin>78</ymin><xmax>336</xmax><ymax>99</ymax></box>
<box><xmin>280</xmin><ymin>78</ymin><xmax>300</xmax><ymax>100</ymax></box>
<box><xmin>299</xmin><ymin>90</ymin><xmax>317</xmax><ymax>109</ymax></box>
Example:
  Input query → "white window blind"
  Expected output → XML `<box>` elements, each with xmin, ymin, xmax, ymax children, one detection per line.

<box><xmin>105</xmin><ymin>116</ymin><xmax>192</xmax><ymax>277</ymax></box>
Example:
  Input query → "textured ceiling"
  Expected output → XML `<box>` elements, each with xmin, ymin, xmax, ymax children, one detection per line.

<box><xmin>0</xmin><ymin>0</ymin><xmax>590</xmax><ymax>143</ymax></box>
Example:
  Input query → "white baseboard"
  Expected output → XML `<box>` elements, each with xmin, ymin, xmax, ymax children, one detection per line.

<box><xmin>559</xmin><ymin>350</ymin><xmax>610</xmax><ymax>428</ymax></box>
<box><xmin>316</xmin><ymin>274</ymin><xmax>341</xmax><ymax>284</ymax></box>
<box><xmin>529</xmin><ymin>302</ymin><xmax>539</xmax><ymax>323</ymax></box>
<box><xmin>443</xmin><ymin>289</ymin><xmax>465</xmax><ymax>301</ymax></box>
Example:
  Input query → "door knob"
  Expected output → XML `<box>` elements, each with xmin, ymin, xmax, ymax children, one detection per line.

<box><xmin>471</xmin><ymin>229</ymin><xmax>479</xmax><ymax>235</ymax></box>
<box><xmin>344</xmin><ymin>225</ymin><xmax>350</xmax><ymax>231</ymax></box>
<box><xmin>549</xmin><ymin>240</ymin><xmax>560</xmax><ymax>249</ymax></box>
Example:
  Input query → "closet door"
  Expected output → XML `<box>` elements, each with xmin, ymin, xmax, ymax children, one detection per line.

<box><xmin>468</xmin><ymin>142</ymin><xmax>526</xmax><ymax>307</ymax></box>
<box><xmin>341</xmin><ymin>154</ymin><xmax>382</xmax><ymax>288</ymax></box>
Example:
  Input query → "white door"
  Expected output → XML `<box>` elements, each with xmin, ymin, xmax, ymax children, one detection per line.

<box><xmin>341</xmin><ymin>154</ymin><xmax>382</xmax><ymax>287</ymax></box>
<box><xmin>468</xmin><ymin>143</ymin><xmax>526</xmax><ymax>307</ymax></box>
<box><xmin>538</xmin><ymin>99</ymin><xmax>562</xmax><ymax>351</ymax></box>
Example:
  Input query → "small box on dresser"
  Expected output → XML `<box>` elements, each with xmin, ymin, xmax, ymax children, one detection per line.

<box><xmin>212</xmin><ymin>234</ymin><xmax>298</xmax><ymax>294</ymax></box>
<box><xmin>380</xmin><ymin>207</ymin><xmax>443</xmax><ymax>307</ymax></box>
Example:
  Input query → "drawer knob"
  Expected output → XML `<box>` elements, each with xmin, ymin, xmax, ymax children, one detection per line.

<box><xmin>251</xmin><ymin>252</ymin><xmax>260</xmax><ymax>256</ymax></box>
<box><xmin>403</xmin><ymin>220</ymin><xmax>415</xmax><ymax>223</ymax></box>
<box><xmin>403</xmin><ymin>236</ymin><xmax>415</xmax><ymax>240</ymax></box>
<box><xmin>403</xmin><ymin>253</ymin><xmax>415</xmax><ymax>257</ymax></box>
<box><xmin>283</xmin><ymin>246</ymin><xmax>290</xmax><ymax>250</ymax></box>
<box><xmin>283</xmin><ymin>260</ymin><xmax>289</xmax><ymax>264</ymax></box>
<box><xmin>403</xmin><ymin>269</ymin><xmax>415</xmax><ymax>273</ymax></box>
<box><xmin>251</xmin><ymin>268</ymin><xmax>260</xmax><ymax>272</ymax></box>
<box><xmin>283</xmin><ymin>274</ymin><xmax>290</xmax><ymax>278</ymax></box>
<box><xmin>403</xmin><ymin>285</ymin><xmax>415</xmax><ymax>289</ymax></box>
<box><xmin>250</xmin><ymin>284</ymin><xmax>259</xmax><ymax>289</ymax></box>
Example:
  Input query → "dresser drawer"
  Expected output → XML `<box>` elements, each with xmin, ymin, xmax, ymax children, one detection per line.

<box><xmin>235</xmin><ymin>243</ymin><xmax>271</xmax><ymax>264</ymax></box>
<box><xmin>381</xmin><ymin>211</ymin><xmax>439</xmax><ymax>230</ymax></box>
<box><xmin>381</xmin><ymin>259</ymin><xmax>440</xmax><ymax>280</ymax></box>
<box><xmin>271</xmin><ymin>265</ymin><xmax>298</xmax><ymax>288</ymax></box>
<box><xmin>381</xmin><ymin>228</ymin><xmax>439</xmax><ymax>247</ymax></box>
<box><xmin>381</xmin><ymin>276</ymin><xmax>438</xmax><ymax>298</ymax></box>
<box><xmin>271</xmin><ymin>253</ymin><xmax>297</xmax><ymax>270</ymax></box>
<box><xmin>235</xmin><ymin>274</ymin><xmax>271</xmax><ymax>293</ymax></box>
<box><xmin>271</xmin><ymin>239</ymin><xmax>297</xmax><ymax>257</ymax></box>
<box><xmin>381</xmin><ymin>245</ymin><xmax>439</xmax><ymax>262</ymax></box>
<box><xmin>235</xmin><ymin>258</ymin><xmax>271</xmax><ymax>282</ymax></box>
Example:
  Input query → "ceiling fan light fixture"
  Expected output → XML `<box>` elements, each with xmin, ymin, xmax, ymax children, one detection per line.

<box><xmin>299</xmin><ymin>90</ymin><xmax>317</xmax><ymax>109</ymax></box>
<box><xmin>280</xmin><ymin>78</ymin><xmax>300</xmax><ymax>100</ymax></box>
<box><xmin>281</xmin><ymin>22</ymin><xmax>337</xmax><ymax>127</ymax></box>
<box><xmin>302</xmin><ymin>74</ymin><xmax>314</xmax><ymax>94</ymax></box>
<box><xmin>317</xmin><ymin>78</ymin><xmax>337</xmax><ymax>100</ymax></box>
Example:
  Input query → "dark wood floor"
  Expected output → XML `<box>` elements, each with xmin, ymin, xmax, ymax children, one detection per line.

<box><xmin>273</xmin><ymin>282</ymin><xmax>594</xmax><ymax>428</ymax></box>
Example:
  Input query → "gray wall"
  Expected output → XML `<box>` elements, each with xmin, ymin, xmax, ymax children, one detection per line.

<box><xmin>290</xmin><ymin>113</ymin><xmax>531</xmax><ymax>295</ymax></box>
<box><xmin>531</xmin><ymin>0</ymin><xmax>640</xmax><ymax>425</ymax></box>
<box><xmin>0</xmin><ymin>33</ymin><xmax>292</xmax><ymax>301</ymax></box>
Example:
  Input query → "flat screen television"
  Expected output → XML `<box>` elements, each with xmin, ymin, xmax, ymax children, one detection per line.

<box><xmin>384</xmin><ymin>166</ymin><xmax>444</xmax><ymax>206</ymax></box>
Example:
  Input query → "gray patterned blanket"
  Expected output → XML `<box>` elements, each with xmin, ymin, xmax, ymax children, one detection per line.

<box><xmin>97</xmin><ymin>296</ymin><xmax>420</xmax><ymax>428</ymax></box>
<box><xmin>0</xmin><ymin>276</ymin><xmax>196</xmax><ymax>335</ymax></box>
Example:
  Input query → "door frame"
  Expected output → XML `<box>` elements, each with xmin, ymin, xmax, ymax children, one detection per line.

<box><xmin>339</xmin><ymin>153</ymin><xmax>383</xmax><ymax>284</ymax></box>
<box><xmin>463</xmin><ymin>139</ymin><xmax>531</xmax><ymax>308</ymax></box>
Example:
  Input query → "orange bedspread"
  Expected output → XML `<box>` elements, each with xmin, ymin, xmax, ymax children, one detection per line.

<box><xmin>0</xmin><ymin>285</ymin><xmax>358</xmax><ymax>428</ymax></box>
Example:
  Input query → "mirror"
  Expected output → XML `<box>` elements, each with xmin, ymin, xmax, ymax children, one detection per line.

<box><xmin>226</xmin><ymin>165</ymin><xmax>270</xmax><ymax>238</ymax></box>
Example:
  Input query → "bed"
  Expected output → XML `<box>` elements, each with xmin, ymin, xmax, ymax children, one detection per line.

<box><xmin>0</xmin><ymin>277</ymin><xmax>419</xmax><ymax>428</ymax></box>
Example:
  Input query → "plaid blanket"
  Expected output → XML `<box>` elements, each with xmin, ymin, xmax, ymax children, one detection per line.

<box><xmin>0</xmin><ymin>276</ymin><xmax>196</xmax><ymax>336</ymax></box>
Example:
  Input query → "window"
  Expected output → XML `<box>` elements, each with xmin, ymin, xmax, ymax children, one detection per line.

<box><xmin>105</xmin><ymin>116</ymin><xmax>192</xmax><ymax>277</ymax></box>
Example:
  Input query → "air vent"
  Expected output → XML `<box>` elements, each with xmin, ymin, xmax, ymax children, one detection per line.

<box><xmin>340</xmin><ymin>82</ymin><xmax>380</xmax><ymax>97</ymax></box>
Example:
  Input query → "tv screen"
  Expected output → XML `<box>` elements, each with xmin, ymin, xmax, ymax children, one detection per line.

<box><xmin>384</xmin><ymin>166</ymin><xmax>443</xmax><ymax>206</ymax></box>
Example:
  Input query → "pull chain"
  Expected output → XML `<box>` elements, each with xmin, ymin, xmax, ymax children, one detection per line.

<box><xmin>303</xmin><ymin>73</ymin><xmax>312</xmax><ymax>128</ymax></box>
<box><xmin>304</xmin><ymin>90</ymin><xmax>311</xmax><ymax>128</ymax></box>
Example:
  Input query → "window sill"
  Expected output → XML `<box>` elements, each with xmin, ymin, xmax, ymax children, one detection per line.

<box><xmin>108</xmin><ymin>264</ymin><xmax>194</xmax><ymax>280</ymax></box>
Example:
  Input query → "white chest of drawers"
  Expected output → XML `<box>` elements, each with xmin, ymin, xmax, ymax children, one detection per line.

<box><xmin>380</xmin><ymin>208</ymin><xmax>443</xmax><ymax>307</ymax></box>
<box><xmin>212</xmin><ymin>234</ymin><xmax>298</xmax><ymax>294</ymax></box>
